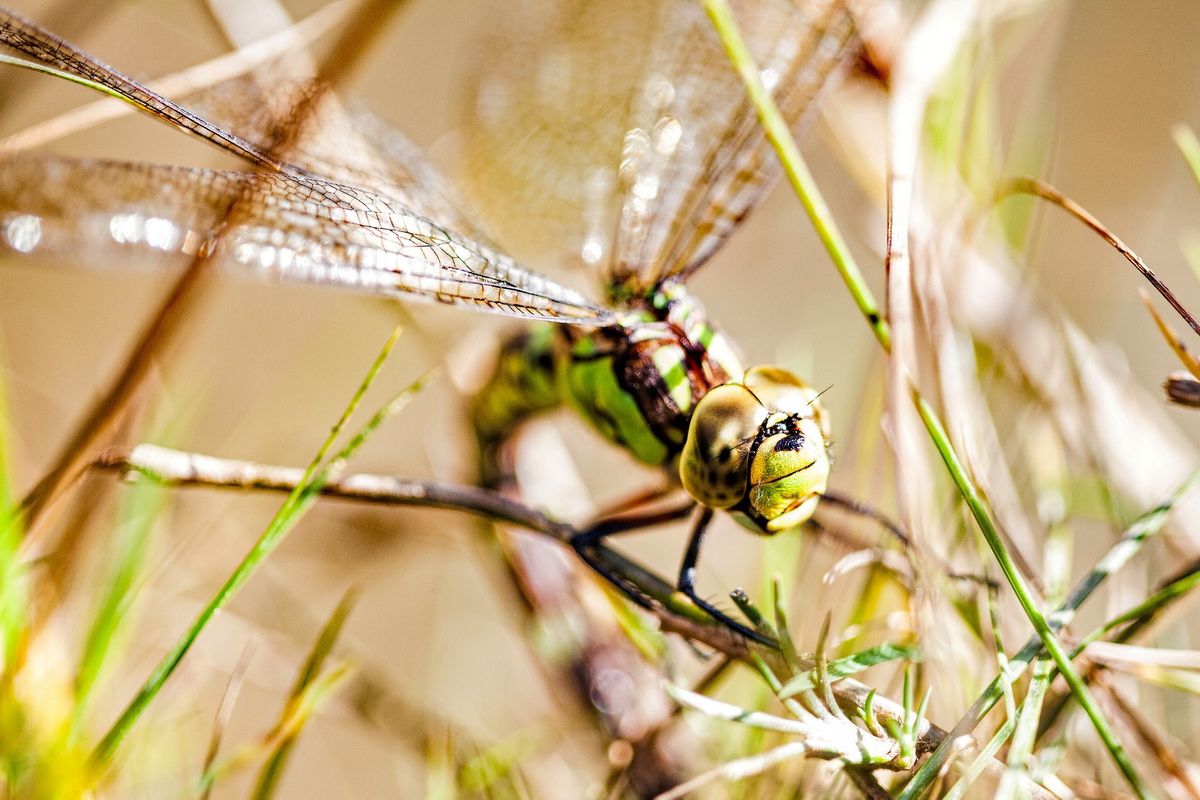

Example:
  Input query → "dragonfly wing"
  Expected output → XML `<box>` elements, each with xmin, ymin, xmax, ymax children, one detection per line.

<box><xmin>614</xmin><ymin>0</ymin><xmax>857</xmax><ymax>292</ymax></box>
<box><xmin>460</xmin><ymin>0</ymin><xmax>856</xmax><ymax>302</ymax></box>
<box><xmin>0</xmin><ymin>8</ymin><xmax>495</xmax><ymax>246</ymax></box>
<box><xmin>0</xmin><ymin>154</ymin><xmax>612</xmax><ymax>323</ymax></box>
<box><xmin>180</xmin><ymin>74</ymin><xmax>497</xmax><ymax>244</ymax></box>
<box><xmin>462</xmin><ymin>0</ymin><xmax>663</xmax><ymax>277</ymax></box>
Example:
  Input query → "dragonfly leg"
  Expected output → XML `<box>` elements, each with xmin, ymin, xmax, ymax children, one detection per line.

<box><xmin>676</xmin><ymin>507</ymin><xmax>772</xmax><ymax>645</ymax></box>
<box><xmin>573</xmin><ymin>496</ymin><xmax>696</xmax><ymax>549</ymax></box>
<box><xmin>570</xmin><ymin>498</ymin><xmax>697</xmax><ymax>622</ymax></box>
<box><xmin>571</xmin><ymin>500</ymin><xmax>773</xmax><ymax>645</ymax></box>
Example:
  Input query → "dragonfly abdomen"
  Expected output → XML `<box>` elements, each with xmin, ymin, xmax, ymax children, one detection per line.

<box><xmin>471</xmin><ymin>325</ymin><xmax>563</xmax><ymax>487</ymax></box>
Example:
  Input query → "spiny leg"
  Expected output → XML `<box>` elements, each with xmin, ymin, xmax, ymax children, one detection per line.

<box><xmin>677</xmin><ymin>507</ymin><xmax>771</xmax><ymax>645</ymax></box>
<box><xmin>569</xmin><ymin>497</ymin><xmax>699</xmax><ymax>617</ymax></box>
<box><xmin>571</xmin><ymin>499</ymin><xmax>774</xmax><ymax>645</ymax></box>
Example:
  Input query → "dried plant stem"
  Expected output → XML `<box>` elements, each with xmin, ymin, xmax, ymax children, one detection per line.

<box><xmin>995</xmin><ymin>176</ymin><xmax>1200</xmax><ymax>337</ymax></box>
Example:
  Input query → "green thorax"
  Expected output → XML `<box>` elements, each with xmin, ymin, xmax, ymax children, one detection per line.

<box><xmin>471</xmin><ymin>282</ymin><xmax>742</xmax><ymax>475</ymax></box>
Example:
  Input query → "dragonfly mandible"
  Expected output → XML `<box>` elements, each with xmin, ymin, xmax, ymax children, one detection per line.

<box><xmin>0</xmin><ymin>0</ymin><xmax>857</xmax><ymax>642</ymax></box>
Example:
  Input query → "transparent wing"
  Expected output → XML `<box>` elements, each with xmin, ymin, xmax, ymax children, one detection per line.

<box><xmin>180</xmin><ymin>74</ymin><xmax>498</xmax><ymax>244</ymax></box>
<box><xmin>461</xmin><ymin>0</ymin><xmax>663</xmax><ymax>273</ymax></box>
<box><xmin>460</xmin><ymin>0</ymin><xmax>856</xmax><ymax>302</ymax></box>
<box><xmin>0</xmin><ymin>154</ymin><xmax>609</xmax><ymax>321</ymax></box>
<box><xmin>0</xmin><ymin>9</ymin><xmax>608</xmax><ymax>322</ymax></box>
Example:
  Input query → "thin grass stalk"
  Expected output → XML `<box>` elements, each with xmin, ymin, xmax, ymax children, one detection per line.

<box><xmin>1173</xmin><ymin>124</ymin><xmax>1200</xmax><ymax>195</ymax></box>
<box><xmin>1091</xmin><ymin>567</ymin><xmax>1200</xmax><ymax>650</ymax></box>
<box><xmin>0</xmin><ymin>349</ymin><xmax>22</xmax><ymax>669</ymax></box>
<box><xmin>252</xmin><ymin>588</ymin><xmax>359</xmax><ymax>799</ymax></box>
<box><xmin>981</xmin><ymin>556</ymin><xmax>1018</xmax><ymax>730</ymax></box>
<box><xmin>201</xmin><ymin>664</ymin><xmax>352</xmax><ymax>786</ymax></box>
<box><xmin>943</xmin><ymin>714</ymin><xmax>1015</xmax><ymax>800</ymax></box>
<box><xmin>701</xmin><ymin>0</ymin><xmax>890</xmax><ymax>352</ymax></box>
<box><xmin>90</xmin><ymin>325</ymin><xmax>405</xmax><ymax>770</ymax></box>
<box><xmin>996</xmin><ymin>658</ymin><xmax>1056</xmax><ymax>799</ymax></box>
<box><xmin>198</xmin><ymin>641</ymin><xmax>257</xmax><ymax>800</ymax></box>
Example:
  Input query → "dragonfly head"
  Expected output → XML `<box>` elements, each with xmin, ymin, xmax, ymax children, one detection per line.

<box><xmin>679</xmin><ymin>366</ymin><xmax>830</xmax><ymax>535</ymax></box>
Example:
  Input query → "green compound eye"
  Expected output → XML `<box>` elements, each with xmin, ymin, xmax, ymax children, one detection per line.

<box><xmin>680</xmin><ymin>366</ymin><xmax>830</xmax><ymax>533</ymax></box>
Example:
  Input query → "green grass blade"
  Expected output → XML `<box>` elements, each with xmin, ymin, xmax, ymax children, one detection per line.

<box><xmin>71</xmin><ymin>480</ymin><xmax>167</xmax><ymax>738</ymax></box>
<box><xmin>911</xmin><ymin>394</ymin><xmax>1149</xmax><ymax>799</ymax></box>
<box><xmin>995</xmin><ymin>657</ymin><xmax>1056</xmax><ymax>800</ymax></box>
<box><xmin>778</xmin><ymin>643</ymin><xmax>919</xmax><ymax>698</ymax></box>
<box><xmin>0</xmin><ymin>53</ymin><xmax>153</xmax><ymax>110</ymax></box>
<box><xmin>91</xmin><ymin>325</ymin><xmax>407</xmax><ymax>770</ymax></box>
<box><xmin>252</xmin><ymin>588</ymin><xmax>359</xmax><ymax>799</ymax></box>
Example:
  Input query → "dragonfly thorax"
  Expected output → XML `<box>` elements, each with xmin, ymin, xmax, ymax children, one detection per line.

<box><xmin>679</xmin><ymin>366</ymin><xmax>830</xmax><ymax>535</ymax></box>
<box><xmin>558</xmin><ymin>285</ymin><xmax>743</xmax><ymax>466</ymax></box>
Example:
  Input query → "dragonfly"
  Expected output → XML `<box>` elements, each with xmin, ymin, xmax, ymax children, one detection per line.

<box><xmin>0</xmin><ymin>0</ymin><xmax>858</xmax><ymax>643</ymax></box>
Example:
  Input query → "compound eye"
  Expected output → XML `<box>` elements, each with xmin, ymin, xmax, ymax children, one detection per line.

<box><xmin>679</xmin><ymin>383</ymin><xmax>767</xmax><ymax>509</ymax></box>
<box><xmin>748</xmin><ymin>417</ymin><xmax>830</xmax><ymax>533</ymax></box>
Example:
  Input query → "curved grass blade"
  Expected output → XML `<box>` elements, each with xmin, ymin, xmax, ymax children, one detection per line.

<box><xmin>702</xmin><ymin>0</ymin><xmax>889</xmax><ymax>351</ymax></box>
<box><xmin>91</xmin><ymin>325</ymin><xmax>410</xmax><ymax>770</ymax></box>
<box><xmin>778</xmin><ymin>643</ymin><xmax>920</xmax><ymax>699</ymax></box>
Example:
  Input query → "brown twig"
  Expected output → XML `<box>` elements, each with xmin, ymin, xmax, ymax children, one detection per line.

<box><xmin>93</xmin><ymin>444</ymin><xmax>951</xmax><ymax>762</ymax></box>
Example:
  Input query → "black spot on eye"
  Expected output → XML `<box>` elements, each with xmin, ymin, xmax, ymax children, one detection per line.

<box><xmin>717</xmin><ymin>447</ymin><xmax>732</xmax><ymax>464</ymax></box>
<box><xmin>723</xmin><ymin>473</ymin><xmax>740</xmax><ymax>489</ymax></box>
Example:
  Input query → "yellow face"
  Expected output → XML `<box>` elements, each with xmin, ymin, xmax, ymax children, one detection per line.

<box><xmin>679</xmin><ymin>366</ymin><xmax>830</xmax><ymax>534</ymax></box>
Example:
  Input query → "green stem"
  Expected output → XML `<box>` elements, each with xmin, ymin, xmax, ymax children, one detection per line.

<box><xmin>701</xmin><ymin>0</ymin><xmax>890</xmax><ymax>353</ymax></box>
<box><xmin>914</xmin><ymin>395</ymin><xmax>1150</xmax><ymax>799</ymax></box>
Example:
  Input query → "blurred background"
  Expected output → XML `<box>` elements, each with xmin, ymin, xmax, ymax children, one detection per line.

<box><xmin>1</xmin><ymin>0</ymin><xmax>1200</xmax><ymax>796</ymax></box>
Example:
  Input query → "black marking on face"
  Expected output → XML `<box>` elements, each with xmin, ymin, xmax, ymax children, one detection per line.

<box><xmin>775</xmin><ymin>431</ymin><xmax>807</xmax><ymax>452</ymax></box>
